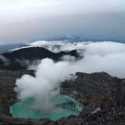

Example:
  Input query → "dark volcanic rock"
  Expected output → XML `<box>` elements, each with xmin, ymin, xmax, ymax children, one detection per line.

<box><xmin>0</xmin><ymin>70</ymin><xmax>34</xmax><ymax>115</ymax></box>
<box><xmin>0</xmin><ymin>47</ymin><xmax>80</xmax><ymax>70</ymax></box>
<box><xmin>62</xmin><ymin>72</ymin><xmax>116</xmax><ymax>100</ymax></box>
<box><xmin>0</xmin><ymin>71</ymin><xmax>125</xmax><ymax>125</ymax></box>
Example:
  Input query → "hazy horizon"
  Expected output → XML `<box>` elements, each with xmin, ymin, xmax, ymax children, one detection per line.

<box><xmin>0</xmin><ymin>0</ymin><xmax>125</xmax><ymax>44</ymax></box>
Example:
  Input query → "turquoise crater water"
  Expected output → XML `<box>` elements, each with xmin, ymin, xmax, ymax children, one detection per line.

<box><xmin>10</xmin><ymin>95</ymin><xmax>83</xmax><ymax>121</ymax></box>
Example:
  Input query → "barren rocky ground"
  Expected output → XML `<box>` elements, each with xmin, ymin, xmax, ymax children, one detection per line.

<box><xmin>0</xmin><ymin>70</ymin><xmax>125</xmax><ymax>125</ymax></box>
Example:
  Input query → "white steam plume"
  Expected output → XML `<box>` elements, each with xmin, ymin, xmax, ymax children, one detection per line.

<box><xmin>15</xmin><ymin>59</ymin><xmax>71</xmax><ymax>112</ymax></box>
<box><xmin>15</xmin><ymin>41</ymin><xmax>125</xmax><ymax>112</ymax></box>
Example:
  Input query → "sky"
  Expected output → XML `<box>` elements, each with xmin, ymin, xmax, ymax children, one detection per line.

<box><xmin>0</xmin><ymin>0</ymin><xmax>125</xmax><ymax>44</ymax></box>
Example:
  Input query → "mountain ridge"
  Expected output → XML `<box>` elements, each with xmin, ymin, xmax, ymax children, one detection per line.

<box><xmin>0</xmin><ymin>46</ymin><xmax>79</xmax><ymax>70</ymax></box>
